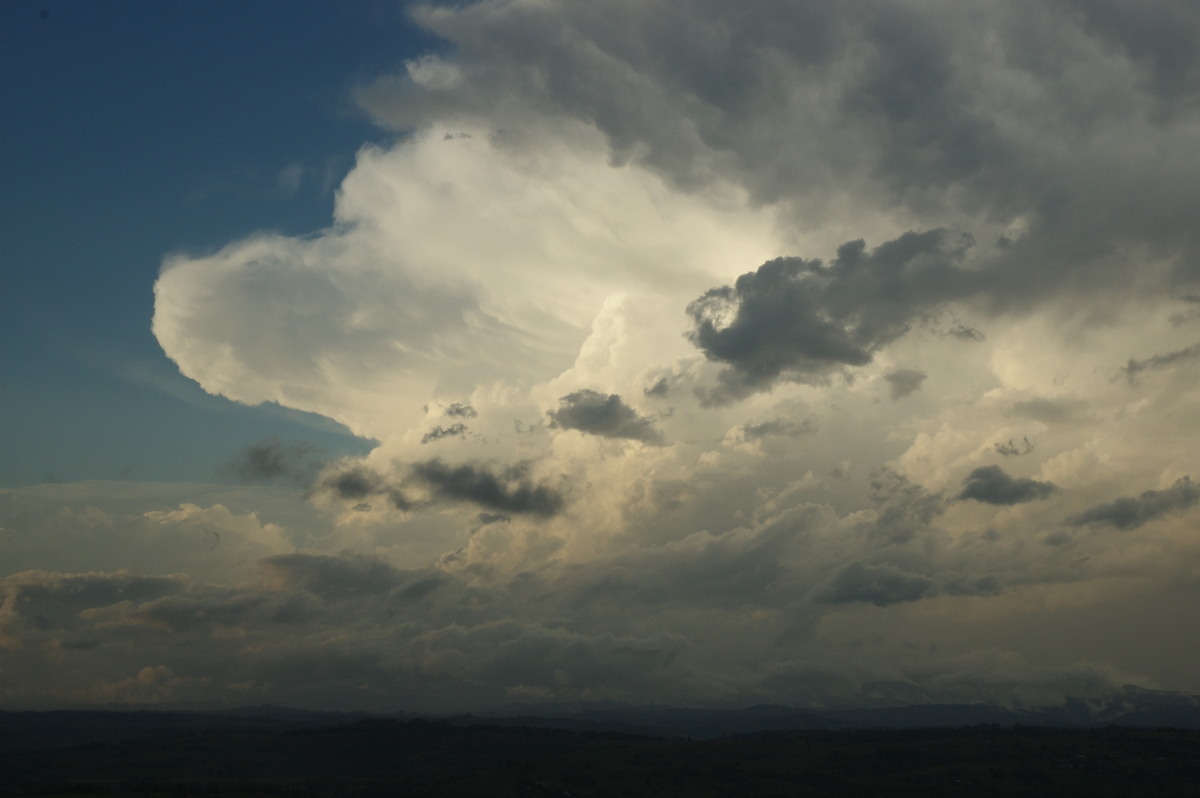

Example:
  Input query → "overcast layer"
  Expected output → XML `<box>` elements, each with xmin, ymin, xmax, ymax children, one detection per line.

<box><xmin>4</xmin><ymin>0</ymin><xmax>1200</xmax><ymax>711</ymax></box>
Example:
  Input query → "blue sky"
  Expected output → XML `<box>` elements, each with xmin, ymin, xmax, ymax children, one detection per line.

<box><xmin>1</xmin><ymin>1</ymin><xmax>428</xmax><ymax>484</ymax></box>
<box><xmin>3</xmin><ymin>1</ymin><xmax>1200</xmax><ymax>712</ymax></box>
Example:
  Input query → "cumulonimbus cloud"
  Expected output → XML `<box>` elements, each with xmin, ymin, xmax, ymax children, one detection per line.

<box><xmin>108</xmin><ymin>0</ymin><xmax>1200</xmax><ymax>711</ymax></box>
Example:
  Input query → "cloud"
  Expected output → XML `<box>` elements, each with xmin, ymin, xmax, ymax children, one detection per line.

<box><xmin>958</xmin><ymin>465</ymin><xmax>1057</xmax><ymax>505</ymax></box>
<box><xmin>993</xmin><ymin>437</ymin><xmax>1034</xmax><ymax>457</ymax></box>
<box><xmin>421</xmin><ymin>423</ymin><xmax>468</xmax><ymax>444</ymax></box>
<box><xmin>590</xmin><ymin>516</ymin><xmax>810</xmax><ymax>609</ymax></box>
<box><xmin>309</xmin><ymin>464</ymin><xmax>412</xmax><ymax>511</ymax></box>
<box><xmin>1068</xmin><ymin>0</ymin><xmax>1200</xmax><ymax>103</ymax></box>
<box><xmin>410</xmin><ymin>459</ymin><xmax>565</xmax><ymax>517</ymax></box>
<box><xmin>686</xmin><ymin>233</ymin><xmax>972</xmax><ymax>403</ymax></box>
<box><xmin>152</xmin><ymin>123</ymin><xmax>780</xmax><ymax>445</ymax></box>
<box><xmin>739</xmin><ymin>418</ymin><xmax>818</xmax><ymax>441</ymax></box>
<box><xmin>1067</xmin><ymin>476</ymin><xmax>1199</xmax><ymax>530</ymax></box>
<box><xmin>944</xmin><ymin>323</ymin><xmax>986</xmax><ymax>341</ymax></box>
<box><xmin>884</xmin><ymin>368</ymin><xmax>927</xmax><ymax>400</ymax></box>
<box><xmin>642</xmin><ymin>376</ymin><xmax>672</xmax><ymax>398</ymax></box>
<box><xmin>82</xmin><ymin>591</ymin><xmax>267</xmax><ymax>635</ymax></box>
<box><xmin>0</xmin><ymin>485</ymin><xmax>296</xmax><ymax>584</ymax></box>
<box><xmin>1122</xmin><ymin>342</ymin><xmax>1200</xmax><ymax>384</ymax></box>
<box><xmin>1007</xmin><ymin>398</ymin><xmax>1091</xmax><ymax>424</ymax></box>
<box><xmin>817</xmin><ymin>562</ymin><xmax>935</xmax><ymax>607</ymax></box>
<box><xmin>257</xmin><ymin>553</ymin><xmax>404</xmax><ymax>599</ymax></box>
<box><xmin>88</xmin><ymin>2</ymin><xmax>1200</xmax><ymax>711</ymax></box>
<box><xmin>361</xmin><ymin>0</ymin><xmax>1200</xmax><ymax>305</ymax></box>
<box><xmin>1</xmin><ymin>570</ymin><xmax>189</xmax><ymax>632</ymax></box>
<box><xmin>865</xmin><ymin>468</ymin><xmax>945</xmax><ymax>544</ymax></box>
<box><xmin>471</xmin><ymin>512</ymin><xmax>510</xmax><ymax>528</ymax></box>
<box><xmin>5</xmin><ymin>468</ymin><xmax>1198</xmax><ymax>710</ymax></box>
<box><xmin>221</xmin><ymin>438</ymin><xmax>325</xmax><ymax>486</ymax></box>
<box><xmin>309</xmin><ymin>458</ymin><xmax>564</xmax><ymax>517</ymax></box>
<box><xmin>546</xmin><ymin>389</ymin><xmax>661</xmax><ymax>443</ymax></box>
<box><xmin>443</xmin><ymin>402</ymin><xmax>477</xmax><ymax>419</ymax></box>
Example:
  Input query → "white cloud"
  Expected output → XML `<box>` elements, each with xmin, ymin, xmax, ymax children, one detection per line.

<box><xmin>0</xmin><ymin>483</ymin><xmax>301</xmax><ymax>584</ymax></box>
<box><xmin>154</xmin><ymin>123</ymin><xmax>782</xmax><ymax>445</ymax></box>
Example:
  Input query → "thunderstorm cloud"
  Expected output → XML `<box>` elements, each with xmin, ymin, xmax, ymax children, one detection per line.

<box><xmin>9</xmin><ymin>1</ymin><xmax>1200</xmax><ymax>713</ymax></box>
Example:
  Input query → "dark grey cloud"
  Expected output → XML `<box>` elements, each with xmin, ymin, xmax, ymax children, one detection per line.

<box><xmin>361</xmin><ymin>0</ymin><xmax>1200</xmax><ymax>310</ymax></box>
<box><xmin>547</xmin><ymin>389</ymin><xmax>661</xmax><ymax>443</ymax></box>
<box><xmin>309</xmin><ymin>465</ymin><xmax>413</xmax><ymax>511</ymax></box>
<box><xmin>741</xmin><ymin>417</ymin><xmax>817</xmax><ymax>440</ymax></box>
<box><xmin>444</xmin><ymin>402</ymin><xmax>478</xmax><ymax>418</ymax></box>
<box><xmin>315</xmin><ymin>465</ymin><xmax>382</xmax><ymax>500</ymax></box>
<box><xmin>421</xmin><ymin>423</ymin><xmax>468</xmax><ymax>444</ymax></box>
<box><xmin>222</xmin><ymin>438</ymin><xmax>325</xmax><ymax>486</ymax></box>
<box><xmin>994</xmin><ymin>436</ymin><xmax>1034</xmax><ymax>457</ymax></box>
<box><xmin>311</xmin><ymin>458</ymin><xmax>565</xmax><ymax>517</ymax></box>
<box><xmin>395</xmin><ymin>573</ymin><xmax>445</xmax><ymax>603</ymax></box>
<box><xmin>411</xmin><ymin>459</ymin><xmax>564</xmax><ymax>517</ymax></box>
<box><xmin>884</xmin><ymin>368</ymin><xmax>927</xmax><ymax>401</ymax></box>
<box><xmin>1068</xmin><ymin>0</ymin><xmax>1200</xmax><ymax>104</ymax></box>
<box><xmin>817</xmin><ymin>562</ymin><xmax>935</xmax><ymax>607</ymax></box>
<box><xmin>958</xmin><ymin>465</ymin><xmax>1057</xmax><ymax>505</ymax></box>
<box><xmin>1121</xmin><ymin>342</ymin><xmax>1200</xmax><ymax>385</ymax></box>
<box><xmin>687</xmin><ymin>232</ymin><xmax>970</xmax><ymax>403</ymax></box>
<box><xmin>124</xmin><ymin>592</ymin><xmax>266</xmax><ymax>634</ymax></box>
<box><xmin>841</xmin><ymin>3</ymin><xmax>1007</xmax><ymax>206</ymax></box>
<box><xmin>1067</xmin><ymin>476</ymin><xmax>1199</xmax><ymax>530</ymax></box>
<box><xmin>1</xmin><ymin>571</ymin><xmax>188</xmax><ymax>631</ymax></box>
<box><xmin>945</xmin><ymin>322</ymin><xmax>986</xmax><ymax>341</ymax></box>
<box><xmin>472</xmin><ymin>512</ymin><xmax>510</xmax><ymax>528</ymax></box>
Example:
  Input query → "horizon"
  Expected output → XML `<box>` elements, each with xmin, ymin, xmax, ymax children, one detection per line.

<box><xmin>7</xmin><ymin>676</ymin><xmax>1200</xmax><ymax>720</ymax></box>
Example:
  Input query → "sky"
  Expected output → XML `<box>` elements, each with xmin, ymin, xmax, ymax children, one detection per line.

<box><xmin>2</xmin><ymin>0</ymin><xmax>1200</xmax><ymax>712</ymax></box>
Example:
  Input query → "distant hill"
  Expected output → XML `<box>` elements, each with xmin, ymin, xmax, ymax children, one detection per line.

<box><xmin>0</xmin><ymin>705</ymin><xmax>377</xmax><ymax>755</ymax></box>
<box><xmin>463</xmin><ymin>685</ymin><xmax>1200</xmax><ymax>738</ymax></box>
<box><xmin>3</xmin><ymin>685</ymin><xmax>1198</xmax><ymax>757</ymax></box>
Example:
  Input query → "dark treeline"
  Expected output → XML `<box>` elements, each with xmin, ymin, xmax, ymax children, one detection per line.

<box><xmin>3</xmin><ymin>713</ymin><xmax>1200</xmax><ymax>797</ymax></box>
